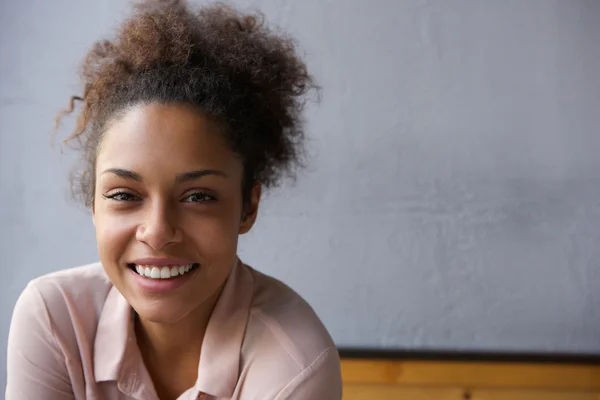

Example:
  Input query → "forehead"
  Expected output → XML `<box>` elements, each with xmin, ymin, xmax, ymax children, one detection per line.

<box><xmin>96</xmin><ymin>103</ymin><xmax>241</xmax><ymax>175</ymax></box>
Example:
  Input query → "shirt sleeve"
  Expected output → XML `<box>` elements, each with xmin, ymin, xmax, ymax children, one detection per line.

<box><xmin>274</xmin><ymin>346</ymin><xmax>342</xmax><ymax>400</ymax></box>
<box><xmin>5</xmin><ymin>282</ymin><xmax>75</xmax><ymax>400</ymax></box>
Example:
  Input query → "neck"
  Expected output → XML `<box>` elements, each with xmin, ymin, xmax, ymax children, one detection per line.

<box><xmin>135</xmin><ymin>286</ymin><xmax>223</xmax><ymax>365</ymax></box>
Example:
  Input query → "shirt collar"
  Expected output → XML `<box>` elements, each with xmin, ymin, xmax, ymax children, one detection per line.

<box><xmin>194</xmin><ymin>259</ymin><xmax>255</xmax><ymax>397</ymax></box>
<box><xmin>94</xmin><ymin>285</ymin><xmax>135</xmax><ymax>383</ymax></box>
<box><xmin>93</xmin><ymin>260</ymin><xmax>255</xmax><ymax>398</ymax></box>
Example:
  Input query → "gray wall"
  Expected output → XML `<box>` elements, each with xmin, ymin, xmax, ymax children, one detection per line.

<box><xmin>2</xmin><ymin>0</ymin><xmax>600</xmax><ymax>388</ymax></box>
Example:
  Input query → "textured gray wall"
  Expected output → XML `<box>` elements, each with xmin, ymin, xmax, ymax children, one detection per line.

<box><xmin>2</xmin><ymin>0</ymin><xmax>600</xmax><ymax>389</ymax></box>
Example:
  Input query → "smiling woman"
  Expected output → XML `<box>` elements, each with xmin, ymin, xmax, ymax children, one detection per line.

<box><xmin>5</xmin><ymin>1</ymin><xmax>341</xmax><ymax>400</ymax></box>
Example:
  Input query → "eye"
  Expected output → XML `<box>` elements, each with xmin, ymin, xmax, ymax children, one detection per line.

<box><xmin>102</xmin><ymin>191</ymin><xmax>139</xmax><ymax>202</ymax></box>
<box><xmin>182</xmin><ymin>191</ymin><xmax>216</xmax><ymax>203</ymax></box>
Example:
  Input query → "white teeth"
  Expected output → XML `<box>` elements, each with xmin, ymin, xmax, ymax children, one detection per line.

<box><xmin>150</xmin><ymin>267</ymin><xmax>161</xmax><ymax>279</ymax></box>
<box><xmin>134</xmin><ymin>264</ymin><xmax>196</xmax><ymax>280</ymax></box>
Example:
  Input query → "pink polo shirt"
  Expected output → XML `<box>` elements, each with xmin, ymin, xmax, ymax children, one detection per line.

<box><xmin>6</xmin><ymin>260</ymin><xmax>342</xmax><ymax>399</ymax></box>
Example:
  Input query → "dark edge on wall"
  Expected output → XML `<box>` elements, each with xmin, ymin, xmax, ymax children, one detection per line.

<box><xmin>337</xmin><ymin>348</ymin><xmax>600</xmax><ymax>365</ymax></box>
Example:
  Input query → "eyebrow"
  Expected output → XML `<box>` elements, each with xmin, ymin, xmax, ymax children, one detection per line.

<box><xmin>175</xmin><ymin>169</ymin><xmax>228</xmax><ymax>183</ymax></box>
<box><xmin>100</xmin><ymin>168</ymin><xmax>228</xmax><ymax>183</ymax></box>
<box><xmin>101</xmin><ymin>168</ymin><xmax>142</xmax><ymax>182</ymax></box>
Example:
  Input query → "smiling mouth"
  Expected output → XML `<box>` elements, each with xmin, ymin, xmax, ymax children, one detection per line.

<box><xmin>127</xmin><ymin>263</ymin><xmax>200</xmax><ymax>279</ymax></box>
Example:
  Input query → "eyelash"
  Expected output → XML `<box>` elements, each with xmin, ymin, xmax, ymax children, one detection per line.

<box><xmin>182</xmin><ymin>191</ymin><xmax>216</xmax><ymax>203</ymax></box>
<box><xmin>102</xmin><ymin>190</ymin><xmax>216</xmax><ymax>203</ymax></box>
<box><xmin>102</xmin><ymin>191</ymin><xmax>137</xmax><ymax>202</ymax></box>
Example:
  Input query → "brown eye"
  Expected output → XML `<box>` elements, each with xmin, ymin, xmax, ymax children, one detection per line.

<box><xmin>182</xmin><ymin>191</ymin><xmax>216</xmax><ymax>203</ymax></box>
<box><xmin>103</xmin><ymin>191</ymin><xmax>139</xmax><ymax>201</ymax></box>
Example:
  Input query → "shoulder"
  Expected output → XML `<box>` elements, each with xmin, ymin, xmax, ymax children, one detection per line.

<box><xmin>246</xmin><ymin>266</ymin><xmax>336</xmax><ymax>367</ymax></box>
<box><xmin>7</xmin><ymin>263</ymin><xmax>117</xmax><ymax>398</ymax></box>
<box><xmin>27</xmin><ymin>261</ymin><xmax>110</xmax><ymax>292</ymax></box>
<box><xmin>13</xmin><ymin>262</ymin><xmax>113</xmax><ymax>343</ymax></box>
<box><xmin>23</xmin><ymin>262</ymin><xmax>111</xmax><ymax>310</ymax></box>
<box><xmin>239</xmin><ymin>265</ymin><xmax>341</xmax><ymax>398</ymax></box>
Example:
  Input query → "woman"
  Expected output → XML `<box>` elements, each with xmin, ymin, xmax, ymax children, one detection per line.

<box><xmin>5</xmin><ymin>1</ymin><xmax>342</xmax><ymax>399</ymax></box>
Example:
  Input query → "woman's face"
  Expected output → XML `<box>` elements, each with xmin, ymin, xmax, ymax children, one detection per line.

<box><xmin>93</xmin><ymin>103</ymin><xmax>259</xmax><ymax>324</ymax></box>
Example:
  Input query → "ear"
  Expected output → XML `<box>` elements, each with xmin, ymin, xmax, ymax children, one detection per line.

<box><xmin>239</xmin><ymin>184</ymin><xmax>261</xmax><ymax>235</ymax></box>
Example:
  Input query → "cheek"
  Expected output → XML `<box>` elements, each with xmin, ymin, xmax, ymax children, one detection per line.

<box><xmin>182</xmin><ymin>209</ymin><xmax>241</xmax><ymax>256</ymax></box>
<box><xmin>94</xmin><ymin>212</ymin><xmax>136</xmax><ymax>262</ymax></box>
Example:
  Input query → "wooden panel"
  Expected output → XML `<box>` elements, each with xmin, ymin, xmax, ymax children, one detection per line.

<box><xmin>343</xmin><ymin>384</ymin><xmax>463</xmax><ymax>400</ymax></box>
<box><xmin>471</xmin><ymin>389</ymin><xmax>600</xmax><ymax>400</ymax></box>
<box><xmin>343</xmin><ymin>386</ymin><xmax>600</xmax><ymax>400</ymax></box>
<box><xmin>341</xmin><ymin>359</ymin><xmax>600</xmax><ymax>391</ymax></box>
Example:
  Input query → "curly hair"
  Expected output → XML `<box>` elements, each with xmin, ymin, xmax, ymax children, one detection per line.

<box><xmin>57</xmin><ymin>0</ymin><xmax>318</xmax><ymax>208</ymax></box>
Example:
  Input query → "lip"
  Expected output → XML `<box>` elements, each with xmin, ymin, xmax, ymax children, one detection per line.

<box><xmin>129</xmin><ymin>257</ymin><xmax>198</xmax><ymax>266</ymax></box>
<box><xmin>128</xmin><ymin>263</ymin><xmax>200</xmax><ymax>294</ymax></box>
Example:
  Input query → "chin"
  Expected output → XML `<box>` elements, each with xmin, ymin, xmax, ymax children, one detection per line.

<box><xmin>131</xmin><ymin>297</ymin><xmax>197</xmax><ymax>325</ymax></box>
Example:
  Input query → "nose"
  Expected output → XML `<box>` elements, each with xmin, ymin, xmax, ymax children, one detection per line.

<box><xmin>136</xmin><ymin>200</ymin><xmax>182</xmax><ymax>250</ymax></box>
